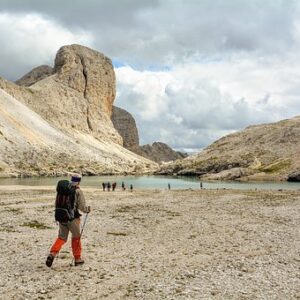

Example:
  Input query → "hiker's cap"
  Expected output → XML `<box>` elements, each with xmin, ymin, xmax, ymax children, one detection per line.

<box><xmin>71</xmin><ymin>173</ymin><xmax>82</xmax><ymax>182</ymax></box>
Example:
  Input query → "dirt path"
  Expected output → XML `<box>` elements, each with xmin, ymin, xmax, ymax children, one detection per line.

<box><xmin>0</xmin><ymin>187</ymin><xmax>299</xmax><ymax>299</ymax></box>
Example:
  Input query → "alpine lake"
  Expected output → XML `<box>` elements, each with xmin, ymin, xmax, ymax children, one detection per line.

<box><xmin>0</xmin><ymin>175</ymin><xmax>299</xmax><ymax>190</ymax></box>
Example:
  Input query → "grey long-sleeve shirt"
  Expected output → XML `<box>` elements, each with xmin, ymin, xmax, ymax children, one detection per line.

<box><xmin>74</xmin><ymin>188</ymin><xmax>89</xmax><ymax>213</ymax></box>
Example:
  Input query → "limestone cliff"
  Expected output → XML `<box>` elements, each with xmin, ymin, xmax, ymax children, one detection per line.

<box><xmin>0</xmin><ymin>45</ymin><xmax>157</xmax><ymax>177</ymax></box>
<box><xmin>111</xmin><ymin>106</ymin><xmax>139</xmax><ymax>152</ymax></box>
<box><xmin>158</xmin><ymin>116</ymin><xmax>300</xmax><ymax>181</ymax></box>
<box><xmin>1</xmin><ymin>44</ymin><xmax>121</xmax><ymax>144</ymax></box>
<box><xmin>111</xmin><ymin>106</ymin><xmax>186</xmax><ymax>162</ymax></box>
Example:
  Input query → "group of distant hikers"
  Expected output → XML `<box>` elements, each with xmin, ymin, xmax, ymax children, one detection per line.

<box><xmin>45</xmin><ymin>175</ymin><xmax>135</xmax><ymax>268</ymax></box>
<box><xmin>102</xmin><ymin>181</ymin><xmax>117</xmax><ymax>191</ymax></box>
<box><xmin>102</xmin><ymin>181</ymin><xmax>133</xmax><ymax>192</ymax></box>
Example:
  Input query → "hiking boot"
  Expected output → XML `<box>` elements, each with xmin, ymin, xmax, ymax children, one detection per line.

<box><xmin>46</xmin><ymin>254</ymin><xmax>55</xmax><ymax>268</ymax></box>
<box><xmin>74</xmin><ymin>259</ymin><xmax>85</xmax><ymax>266</ymax></box>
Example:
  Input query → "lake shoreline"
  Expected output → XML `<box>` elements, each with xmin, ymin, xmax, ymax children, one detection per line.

<box><xmin>1</xmin><ymin>187</ymin><xmax>299</xmax><ymax>299</ymax></box>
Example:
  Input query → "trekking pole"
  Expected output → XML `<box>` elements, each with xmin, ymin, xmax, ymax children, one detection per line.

<box><xmin>80</xmin><ymin>212</ymin><xmax>89</xmax><ymax>238</ymax></box>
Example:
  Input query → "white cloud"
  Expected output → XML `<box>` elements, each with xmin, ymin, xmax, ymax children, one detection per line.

<box><xmin>116</xmin><ymin>66</ymin><xmax>172</xmax><ymax>121</ymax></box>
<box><xmin>115</xmin><ymin>49</ymin><xmax>300</xmax><ymax>151</ymax></box>
<box><xmin>0</xmin><ymin>13</ymin><xmax>94</xmax><ymax>80</ymax></box>
<box><xmin>1</xmin><ymin>1</ymin><xmax>300</xmax><ymax>151</ymax></box>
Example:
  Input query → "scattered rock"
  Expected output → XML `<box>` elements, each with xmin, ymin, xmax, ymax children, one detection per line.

<box><xmin>287</xmin><ymin>171</ymin><xmax>300</xmax><ymax>182</ymax></box>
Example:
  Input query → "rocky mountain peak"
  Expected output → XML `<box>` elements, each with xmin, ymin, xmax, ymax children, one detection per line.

<box><xmin>111</xmin><ymin>106</ymin><xmax>139</xmax><ymax>152</ymax></box>
<box><xmin>0</xmin><ymin>44</ymin><xmax>158</xmax><ymax>176</ymax></box>
<box><xmin>6</xmin><ymin>44</ymin><xmax>122</xmax><ymax>144</ymax></box>
<box><xmin>15</xmin><ymin>65</ymin><xmax>53</xmax><ymax>87</ymax></box>
<box><xmin>54</xmin><ymin>44</ymin><xmax>115</xmax><ymax>117</ymax></box>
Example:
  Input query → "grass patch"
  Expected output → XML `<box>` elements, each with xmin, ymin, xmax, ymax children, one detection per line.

<box><xmin>115</xmin><ymin>205</ymin><xmax>133</xmax><ymax>213</ymax></box>
<box><xmin>188</xmin><ymin>234</ymin><xmax>197</xmax><ymax>239</ymax></box>
<box><xmin>107</xmin><ymin>231</ymin><xmax>128</xmax><ymax>236</ymax></box>
<box><xmin>0</xmin><ymin>225</ymin><xmax>17</xmax><ymax>232</ymax></box>
<box><xmin>21</xmin><ymin>220</ymin><xmax>51</xmax><ymax>229</ymax></box>
<box><xmin>164</xmin><ymin>210</ymin><xmax>181</xmax><ymax>217</ymax></box>
<box><xmin>4</xmin><ymin>207</ymin><xmax>23</xmax><ymax>214</ymax></box>
<box><xmin>259</xmin><ymin>159</ymin><xmax>291</xmax><ymax>173</ymax></box>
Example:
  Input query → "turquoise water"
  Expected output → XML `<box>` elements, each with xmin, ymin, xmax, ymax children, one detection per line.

<box><xmin>0</xmin><ymin>175</ymin><xmax>299</xmax><ymax>190</ymax></box>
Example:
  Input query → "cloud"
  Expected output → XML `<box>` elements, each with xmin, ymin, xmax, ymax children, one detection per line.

<box><xmin>0</xmin><ymin>0</ymin><xmax>298</xmax><ymax>69</ymax></box>
<box><xmin>0</xmin><ymin>13</ymin><xmax>93</xmax><ymax>80</ymax></box>
<box><xmin>1</xmin><ymin>1</ymin><xmax>300</xmax><ymax>151</ymax></box>
<box><xmin>115</xmin><ymin>50</ymin><xmax>300</xmax><ymax>151</ymax></box>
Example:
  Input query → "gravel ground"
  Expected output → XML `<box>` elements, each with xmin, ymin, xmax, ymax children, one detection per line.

<box><xmin>0</xmin><ymin>186</ymin><xmax>299</xmax><ymax>299</ymax></box>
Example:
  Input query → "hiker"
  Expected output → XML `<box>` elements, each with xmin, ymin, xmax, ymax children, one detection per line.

<box><xmin>200</xmin><ymin>182</ymin><xmax>203</xmax><ymax>189</ymax></box>
<box><xmin>130</xmin><ymin>184</ymin><xmax>133</xmax><ymax>192</ymax></box>
<box><xmin>121</xmin><ymin>181</ymin><xmax>125</xmax><ymax>190</ymax></box>
<box><xmin>168</xmin><ymin>183</ymin><xmax>171</xmax><ymax>190</ymax></box>
<box><xmin>112</xmin><ymin>182</ymin><xmax>117</xmax><ymax>191</ymax></box>
<box><xmin>46</xmin><ymin>174</ymin><xmax>91</xmax><ymax>267</ymax></box>
<box><xmin>107</xmin><ymin>182</ymin><xmax>111</xmax><ymax>191</ymax></box>
<box><xmin>102</xmin><ymin>182</ymin><xmax>105</xmax><ymax>191</ymax></box>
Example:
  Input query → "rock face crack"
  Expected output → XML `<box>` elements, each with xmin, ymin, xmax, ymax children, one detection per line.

<box><xmin>79</xmin><ymin>55</ymin><xmax>93</xmax><ymax>131</ymax></box>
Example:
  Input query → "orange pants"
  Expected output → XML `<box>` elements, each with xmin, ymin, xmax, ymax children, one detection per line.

<box><xmin>50</xmin><ymin>219</ymin><xmax>82</xmax><ymax>259</ymax></box>
<box><xmin>50</xmin><ymin>237</ymin><xmax>82</xmax><ymax>260</ymax></box>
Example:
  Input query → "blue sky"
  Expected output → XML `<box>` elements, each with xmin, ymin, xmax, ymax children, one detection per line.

<box><xmin>0</xmin><ymin>0</ymin><xmax>300</xmax><ymax>152</ymax></box>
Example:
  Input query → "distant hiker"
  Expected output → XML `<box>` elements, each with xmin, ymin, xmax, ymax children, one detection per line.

<box><xmin>112</xmin><ymin>182</ymin><xmax>117</xmax><ymax>191</ymax></box>
<box><xmin>130</xmin><ymin>184</ymin><xmax>133</xmax><ymax>192</ymax></box>
<box><xmin>102</xmin><ymin>182</ymin><xmax>105</xmax><ymax>191</ymax></box>
<box><xmin>122</xmin><ymin>181</ymin><xmax>125</xmax><ymax>191</ymax></box>
<box><xmin>107</xmin><ymin>182</ymin><xmax>111</xmax><ymax>191</ymax></box>
<box><xmin>200</xmin><ymin>182</ymin><xmax>203</xmax><ymax>189</ymax></box>
<box><xmin>46</xmin><ymin>174</ymin><xmax>91</xmax><ymax>268</ymax></box>
<box><xmin>168</xmin><ymin>183</ymin><xmax>171</xmax><ymax>190</ymax></box>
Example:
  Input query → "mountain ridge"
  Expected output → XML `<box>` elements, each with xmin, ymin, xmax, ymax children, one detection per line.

<box><xmin>158</xmin><ymin>116</ymin><xmax>300</xmax><ymax>181</ymax></box>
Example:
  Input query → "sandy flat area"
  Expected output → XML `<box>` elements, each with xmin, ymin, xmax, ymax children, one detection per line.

<box><xmin>0</xmin><ymin>186</ymin><xmax>299</xmax><ymax>299</ymax></box>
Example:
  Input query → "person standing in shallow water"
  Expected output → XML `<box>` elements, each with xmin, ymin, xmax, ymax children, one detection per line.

<box><xmin>130</xmin><ymin>184</ymin><xmax>133</xmax><ymax>192</ymax></box>
<box><xmin>46</xmin><ymin>174</ymin><xmax>91</xmax><ymax>267</ymax></box>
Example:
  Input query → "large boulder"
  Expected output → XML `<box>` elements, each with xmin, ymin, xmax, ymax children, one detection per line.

<box><xmin>287</xmin><ymin>171</ymin><xmax>300</xmax><ymax>182</ymax></box>
<box><xmin>200</xmin><ymin>168</ymin><xmax>255</xmax><ymax>181</ymax></box>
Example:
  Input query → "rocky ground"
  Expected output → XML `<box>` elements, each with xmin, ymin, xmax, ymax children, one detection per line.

<box><xmin>0</xmin><ymin>186</ymin><xmax>299</xmax><ymax>299</ymax></box>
